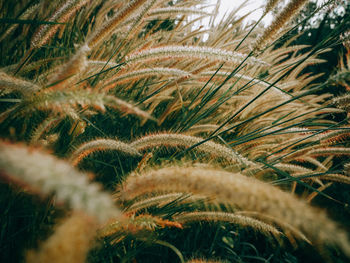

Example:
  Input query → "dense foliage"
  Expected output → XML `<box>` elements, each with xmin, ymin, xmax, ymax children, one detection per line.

<box><xmin>0</xmin><ymin>0</ymin><xmax>350</xmax><ymax>262</ymax></box>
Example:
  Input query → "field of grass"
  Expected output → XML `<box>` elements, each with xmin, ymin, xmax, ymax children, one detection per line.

<box><xmin>0</xmin><ymin>0</ymin><xmax>350</xmax><ymax>262</ymax></box>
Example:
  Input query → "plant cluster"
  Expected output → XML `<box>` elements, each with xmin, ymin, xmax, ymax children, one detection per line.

<box><xmin>0</xmin><ymin>0</ymin><xmax>350</xmax><ymax>262</ymax></box>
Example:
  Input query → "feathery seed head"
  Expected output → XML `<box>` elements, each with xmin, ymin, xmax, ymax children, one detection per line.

<box><xmin>253</xmin><ymin>0</ymin><xmax>309</xmax><ymax>51</ymax></box>
<box><xmin>174</xmin><ymin>211</ymin><xmax>282</xmax><ymax>237</ymax></box>
<box><xmin>309</xmin><ymin>147</ymin><xmax>350</xmax><ymax>157</ymax></box>
<box><xmin>130</xmin><ymin>133</ymin><xmax>256</xmax><ymax>169</ymax></box>
<box><xmin>87</xmin><ymin>0</ymin><xmax>149</xmax><ymax>48</ymax></box>
<box><xmin>125</xmin><ymin>46</ymin><xmax>269</xmax><ymax>67</ymax></box>
<box><xmin>48</xmin><ymin>44</ymin><xmax>91</xmax><ymax>89</ymax></box>
<box><xmin>148</xmin><ymin>7</ymin><xmax>212</xmax><ymax>17</ymax></box>
<box><xmin>6</xmin><ymin>89</ymin><xmax>153</xmax><ymax>122</ymax></box>
<box><xmin>0</xmin><ymin>3</ymin><xmax>40</xmax><ymax>42</ymax></box>
<box><xmin>102</xmin><ymin>67</ymin><xmax>190</xmax><ymax>89</ymax></box>
<box><xmin>118</xmin><ymin>165</ymin><xmax>350</xmax><ymax>256</ymax></box>
<box><xmin>26</xmin><ymin>212</ymin><xmax>97</xmax><ymax>263</ymax></box>
<box><xmin>70</xmin><ymin>138</ymin><xmax>141</xmax><ymax>166</ymax></box>
<box><xmin>332</xmin><ymin>93</ymin><xmax>350</xmax><ymax>113</ymax></box>
<box><xmin>263</xmin><ymin>0</ymin><xmax>280</xmax><ymax>15</ymax></box>
<box><xmin>0</xmin><ymin>71</ymin><xmax>40</xmax><ymax>96</ymax></box>
<box><xmin>31</xmin><ymin>0</ymin><xmax>89</xmax><ymax>49</ymax></box>
<box><xmin>0</xmin><ymin>141</ymin><xmax>122</xmax><ymax>223</ymax></box>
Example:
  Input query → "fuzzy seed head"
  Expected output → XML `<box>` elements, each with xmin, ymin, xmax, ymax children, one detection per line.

<box><xmin>26</xmin><ymin>213</ymin><xmax>97</xmax><ymax>263</ymax></box>
<box><xmin>0</xmin><ymin>142</ymin><xmax>122</xmax><ymax>223</ymax></box>
<box><xmin>70</xmin><ymin>138</ymin><xmax>141</xmax><ymax>166</ymax></box>
<box><xmin>126</xmin><ymin>46</ymin><xmax>269</xmax><ymax>67</ymax></box>
<box><xmin>118</xmin><ymin>166</ymin><xmax>350</xmax><ymax>256</ymax></box>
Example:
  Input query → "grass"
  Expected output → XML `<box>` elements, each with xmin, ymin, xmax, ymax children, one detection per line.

<box><xmin>0</xmin><ymin>0</ymin><xmax>350</xmax><ymax>262</ymax></box>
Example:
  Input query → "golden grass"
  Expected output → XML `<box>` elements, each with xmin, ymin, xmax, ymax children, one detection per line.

<box><xmin>118</xmin><ymin>165</ymin><xmax>350</xmax><ymax>256</ymax></box>
<box><xmin>1</xmin><ymin>0</ymin><xmax>349</xmax><ymax>261</ymax></box>
<box><xmin>0</xmin><ymin>141</ymin><xmax>122</xmax><ymax>223</ymax></box>
<box><xmin>26</xmin><ymin>212</ymin><xmax>97</xmax><ymax>263</ymax></box>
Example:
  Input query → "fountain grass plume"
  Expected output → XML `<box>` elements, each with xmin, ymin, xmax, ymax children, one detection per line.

<box><xmin>148</xmin><ymin>7</ymin><xmax>212</xmax><ymax>17</ymax></box>
<box><xmin>4</xmin><ymin>88</ymin><xmax>154</xmax><ymax>122</ymax></box>
<box><xmin>26</xmin><ymin>212</ymin><xmax>97</xmax><ymax>263</ymax></box>
<box><xmin>126</xmin><ymin>193</ymin><xmax>185</xmax><ymax>212</ymax></box>
<box><xmin>253</xmin><ymin>0</ymin><xmax>309</xmax><ymax>51</ymax></box>
<box><xmin>125</xmin><ymin>46</ymin><xmax>269</xmax><ymax>67</ymax></box>
<box><xmin>0</xmin><ymin>71</ymin><xmax>40</xmax><ymax>96</ymax></box>
<box><xmin>31</xmin><ymin>0</ymin><xmax>90</xmax><ymax>49</ymax></box>
<box><xmin>126</xmin><ymin>193</ymin><xmax>206</xmax><ymax>212</ymax></box>
<box><xmin>70</xmin><ymin>138</ymin><xmax>141</xmax><ymax>166</ymax></box>
<box><xmin>30</xmin><ymin>117</ymin><xmax>61</xmax><ymax>145</ymax></box>
<box><xmin>263</xmin><ymin>0</ymin><xmax>280</xmax><ymax>15</ymax></box>
<box><xmin>47</xmin><ymin>44</ymin><xmax>90</xmax><ymax>89</ymax></box>
<box><xmin>102</xmin><ymin>67</ymin><xmax>191</xmax><ymax>89</ymax></box>
<box><xmin>87</xmin><ymin>0</ymin><xmax>149</xmax><ymax>48</ymax></box>
<box><xmin>0</xmin><ymin>3</ymin><xmax>40</xmax><ymax>42</ymax></box>
<box><xmin>130</xmin><ymin>133</ymin><xmax>256</xmax><ymax>168</ymax></box>
<box><xmin>98</xmin><ymin>214</ymin><xmax>183</xmax><ymax>240</ymax></box>
<box><xmin>173</xmin><ymin>211</ymin><xmax>282</xmax><ymax>238</ymax></box>
<box><xmin>0</xmin><ymin>141</ymin><xmax>122</xmax><ymax>223</ymax></box>
<box><xmin>118</xmin><ymin>165</ymin><xmax>350</xmax><ymax>257</ymax></box>
<box><xmin>309</xmin><ymin>147</ymin><xmax>350</xmax><ymax>157</ymax></box>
